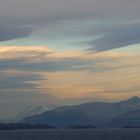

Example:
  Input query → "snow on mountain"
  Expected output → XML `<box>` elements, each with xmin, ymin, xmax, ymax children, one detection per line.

<box><xmin>21</xmin><ymin>96</ymin><xmax>140</xmax><ymax>127</ymax></box>
<box><xmin>17</xmin><ymin>104</ymin><xmax>49</xmax><ymax>120</ymax></box>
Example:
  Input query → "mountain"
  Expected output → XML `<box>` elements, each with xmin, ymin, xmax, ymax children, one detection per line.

<box><xmin>21</xmin><ymin>96</ymin><xmax>140</xmax><ymax>128</ymax></box>
<box><xmin>17</xmin><ymin>105</ymin><xmax>49</xmax><ymax>120</ymax></box>
<box><xmin>21</xmin><ymin>109</ymin><xmax>95</xmax><ymax>127</ymax></box>
<box><xmin>53</xmin><ymin>96</ymin><xmax>140</xmax><ymax>125</ymax></box>
<box><xmin>106</xmin><ymin>109</ymin><xmax>140</xmax><ymax>128</ymax></box>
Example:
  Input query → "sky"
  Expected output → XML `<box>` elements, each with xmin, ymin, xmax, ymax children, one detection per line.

<box><xmin>0</xmin><ymin>0</ymin><xmax>140</xmax><ymax>119</ymax></box>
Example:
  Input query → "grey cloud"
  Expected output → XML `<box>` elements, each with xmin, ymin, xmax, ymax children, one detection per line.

<box><xmin>0</xmin><ymin>71</ymin><xmax>44</xmax><ymax>89</ymax></box>
<box><xmin>87</xmin><ymin>23</ymin><xmax>140</xmax><ymax>51</ymax></box>
<box><xmin>0</xmin><ymin>26</ymin><xmax>33</xmax><ymax>41</ymax></box>
<box><xmin>0</xmin><ymin>52</ymin><xmax>138</xmax><ymax>74</ymax></box>
<box><xmin>0</xmin><ymin>0</ymin><xmax>140</xmax><ymax>42</ymax></box>
<box><xmin>0</xmin><ymin>57</ymin><xmax>92</xmax><ymax>72</ymax></box>
<box><xmin>1</xmin><ymin>0</ymin><xmax>139</xmax><ymax>20</ymax></box>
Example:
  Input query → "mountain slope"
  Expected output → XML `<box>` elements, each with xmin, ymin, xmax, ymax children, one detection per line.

<box><xmin>55</xmin><ymin>96</ymin><xmax>140</xmax><ymax>115</ymax></box>
<box><xmin>106</xmin><ymin>109</ymin><xmax>140</xmax><ymax>128</ymax></box>
<box><xmin>54</xmin><ymin>96</ymin><xmax>140</xmax><ymax>125</ymax></box>
<box><xmin>21</xmin><ymin>96</ymin><xmax>140</xmax><ymax>127</ymax></box>
<box><xmin>21</xmin><ymin>109</ymin><xmax>95</xmax><ymax>127</ymax></box>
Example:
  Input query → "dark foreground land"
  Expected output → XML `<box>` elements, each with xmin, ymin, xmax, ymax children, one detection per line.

<box><xmin>0</xmin><ymin>129</ymin><xmax>140</xmax><ymax>140</ymax></box>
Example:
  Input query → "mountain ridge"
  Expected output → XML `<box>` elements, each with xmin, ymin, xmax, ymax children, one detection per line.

<box><xmin>21</xmin><ymin>96</ymin><xmax>140</xmax><ymax>128</ymax></box>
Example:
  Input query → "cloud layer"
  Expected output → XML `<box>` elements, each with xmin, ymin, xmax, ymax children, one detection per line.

<box><xmin>0</xmin><ymin>0</ymin><xmax>140</xmax><ymax>51</ymax></box>
<box><xmin>88</xmin><ymin>23</ymin><xmax>140</xmax><ymax>51</ymax></box>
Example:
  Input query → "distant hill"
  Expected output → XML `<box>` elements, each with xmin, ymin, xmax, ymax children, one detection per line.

<box><xmin>66</xmin><ymin>125</ymin><xmax>96</xmax><ymax>129</ymax></box>
<box><xmin>0</xmin><ymin>123</ymin><xmax>57</xmax><ymax>130</ymax></box>
<box><xmin>21</xmin><ymin>96</ymin><xmax>140</xmax><ymax>128</ymax></box>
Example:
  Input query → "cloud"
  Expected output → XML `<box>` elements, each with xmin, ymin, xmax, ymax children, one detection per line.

<box><xmin>88</xmin><ymin>23</ymin><xmax>140</xmax><ymax>51</ymax></box>
<box><xmin>0</xmin><ymin>46</ymin><xmax>139</xmax><ymax>73</ymax></box>
<box><xmin>0</xmin><ymin>0</ymin><xmax>140</xmax><ymax>44</ymax></box>
<box><xmin>0</xmin><ymin>26</ymin><xmax>33</xmax><ymax>41</ymax></box>
<box><xmin>0</xmin><ymin>70</ymin><xmax>43</xmax><ymax>89</ymax></box>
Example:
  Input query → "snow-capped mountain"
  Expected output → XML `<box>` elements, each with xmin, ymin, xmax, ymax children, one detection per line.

<box><xmin>17</xmin><ymin>105</ymin><xmax>49</xmax><ymax>120</ymax></box>
<box><xmin>21</xmin><ymin>96</ymin><xmax>140</xmax><ymax>127</ymax></box>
